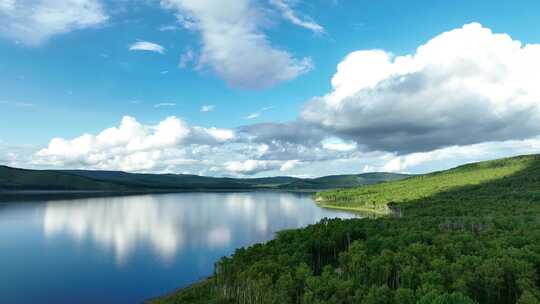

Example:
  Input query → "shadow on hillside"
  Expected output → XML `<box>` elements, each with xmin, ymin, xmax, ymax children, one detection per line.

<box><xmin>390</xmin><ymin>154</ymin><xmax>540</xmax><ymax>218</ymax></box>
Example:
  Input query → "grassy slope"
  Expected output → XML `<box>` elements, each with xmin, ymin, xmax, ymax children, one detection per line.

<box><xmin>315</xmin><ymin>156</ymin><xmax>531</xmax><ymax>213</ymax></box>
<box><xmin>155</xmin><ymin>154</ymin><xmax>540</xmax><ymax>303</ymax></box>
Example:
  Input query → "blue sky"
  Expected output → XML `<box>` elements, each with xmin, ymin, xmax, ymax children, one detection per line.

<box><xmin>2</xmin><ymin>0</ymin><xmax>540</xmax><ymax>177</ymax></box>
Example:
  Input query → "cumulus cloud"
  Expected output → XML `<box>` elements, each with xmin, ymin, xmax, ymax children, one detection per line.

<box><xmin>160</xmin><ymin>0</ymin><xmax>313</xmax><ymax>89</ymax></box>
<box><xmin>192</xmin><ymin>127</ymin><xmax>235</xmax><ymax>143</ymax></box>
<box><xmin>224</xmin><ymin>159</ymin><xmax>282</xmax><ymax>175</ymax></box>
<box><xmin>0</xmin><ymin>0</ymin><xmax>108</xmax><ymax>45</ymax></box>
<box><xmin>28</xmin><ymin>115</ymin><xmax>540</xmax><ymax>177</ymax></box>
<box><xmin>31</xmin><ymin>114</ymin><xmax>358</xmax><ymax>176</ymax></box>
<box><xmin>280</xmin><ymin>159</ymin><xmax>301</xmax><ymax>172</ymax></box>
<box><xmin>302</xmin><ymin>23</ymin><xmax>540</xmax><ymax>153</ymax></box>
<box><xmin>269</xmin><ymin>0</ymin><xmax>324</xmax><ymax>33</ymax></box>
<box><xmin>129</xmin><ymin>41</ymin><xmax>166</xmax><ymax>54</ymax></box>
<box><xmin>33</xmin><ymin>116</ymin><xmax>235</xmax><ymax>172</ymax></box>
<box><xmin>322</xmin><ymin>137</ymin><xmax>357</xmax><ymax>152</ymax></box>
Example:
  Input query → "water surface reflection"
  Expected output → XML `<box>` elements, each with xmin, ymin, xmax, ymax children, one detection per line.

<box><xmin>1</xmin><ymin>192</ymin><xmax>357</xmax><ymax>303</ymax></box>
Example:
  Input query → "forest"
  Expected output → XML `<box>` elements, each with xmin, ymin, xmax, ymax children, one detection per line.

<box><xmin>0</xmin><ymin>165</ymin><xmax>407</xmax><ymax>193</ymax></box>
<box><xmin>153</xmin><ymin>154</ymin><xmax>540</xmax><ymax>304</ymax></box>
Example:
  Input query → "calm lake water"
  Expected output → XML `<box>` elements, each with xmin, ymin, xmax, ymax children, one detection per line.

<box><xmin>0</xmin><ymin>192</ymin><xmax>357</xmax><ymax>303</ymax></box>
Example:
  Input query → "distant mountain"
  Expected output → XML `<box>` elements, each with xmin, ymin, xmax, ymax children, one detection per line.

<box><xmin>60</xmin><ymin>170</ymin><xmax>253</xmax><ymax>190</ymax></box>
<box><xmin>280</xmin><ymin>172</ymin><xmax>411</xmax><ymax>190</ymax></box>
<box><xmin>0</xmin><ymin>165</ymin><xmax>410</xmax><ymax>193</ymax></box>
<box><xmin>0</xmin><ymin>166</ymin><xmax>129</xmax><ymax>191</ymax></box>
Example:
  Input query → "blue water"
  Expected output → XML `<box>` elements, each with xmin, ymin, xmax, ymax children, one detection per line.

<box><xmin>0</xmin><ymin>192</ymin><xmax>357</xmax><ymax>303</ymax></box>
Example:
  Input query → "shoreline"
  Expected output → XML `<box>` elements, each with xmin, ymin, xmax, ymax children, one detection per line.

<box><xmin>144</xmin><ymin>278</ymin><xmax>214</xmax><ymax>304</ymax></box>
<box><xmin>151</xmin><ymin>196</ymin><xmax>389</xmax><ymax>302</ymax></box>
<box><xmin>317</xmin><ymin>203</ymin><xmax>389</xmax><ymax>215</ymax></box>
<box><xmin>313</xmin><ymin>196</ymin><xmax>390</xmax><ymax>215</ymax></box>
<box><xmin>0</xmin><ymin>188</ymin><xmax>319</xmax><ymax>203</ymax></box>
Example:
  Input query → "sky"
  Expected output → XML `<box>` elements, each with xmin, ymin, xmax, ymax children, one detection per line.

<box><xmin>1</xmin><ymin>0</ymin><xmax>540</xmax><ymax>177</ymax></box>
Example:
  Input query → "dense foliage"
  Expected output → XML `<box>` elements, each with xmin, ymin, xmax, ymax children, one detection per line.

<box><xmin>0</xmin><ymin>166</ymin><xmax>129</xmax><ymax>191</ymax></box>
<box><xmin>315</xmin><ymin>156</ymin><xmax>531</xmax><ymax>213</ymax></box>
<box><xmin>283</xmin><ymin>173</ymin><xmax>410</xmax><ymax>190</ymax></box>
<box><xmin>156</xmin><ymin>155</ymin><xmax>540</xmax><ymax>304</ymax></box>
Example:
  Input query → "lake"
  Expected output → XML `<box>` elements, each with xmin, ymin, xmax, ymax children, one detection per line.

<box><xmin>0</xmin><ymin>192</ymin><xmax>357</xmax><ymax>303</ymax></box>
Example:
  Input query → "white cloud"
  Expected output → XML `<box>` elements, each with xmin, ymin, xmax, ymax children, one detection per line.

<box><xmin>245</xmin><ymin>113</ymin><xmax>261</xmax><ymax>120</ymax></box>
<box><xmin>321</xmin><ymin>137</ymin><xmax>357</xmax><ymax>152</ymax></box>
<box><xmin>160</xmin><ymin>0</ymin><xmax>313</xmax><ymax>89</ymax></box>
<box><xmin>245</xmin><ymin>106</ymin><xmax>273</xmax><ymax>120</ymax></box>
<box><xmin>269</xmin><ymin>0</ymin><xmax>324</xmax><ymax>33</ymax></box>
<box><xmin>159</xmin><ymin>24</ymin><xmax>178</xmax><ymax>31</ymax></box>
<box><xmin>224</xmin><ymin>159</ymin><xmax>282</xmax><ymax>175</ymax></box>
<box><xmin>302</xmin><ymin>23</ymin><xmax>540</xmax><ymax>153</ymax></box>
<box><xmin>129</xmin><ymin>41</ymin><xmax>166</xmax><ymax>54</ymax></box>
<box><xmin>280</xmin><ymin>159</ymin><xmax>301</xmax><ymax>172</ymax></box>
<box><xmin>201</xmin><ymin>105</ymin><xmax>215</xmax><ymax>112</ymax></box>
<box><xmin>179</xmin><ymin>48</ymin><xmax>195</xmax><ymax>68</ymax></box>
<box><xmin>0</xmin><ymin>0</ymin><xmax>108</xmax><ymax>45</ymax></box>
<box><xmin>154</xmin><ymin>102</ymin><xmax>176</xmax><ymax>108</ymax></box>
<box><xmin>194</xmin><ymin>127</ymin><xmax>235</xmax><ymax>142</ymax></box>
<box><xmin>33</xmin><ymin>116</ymin><xmax>236</xmax><ymax>172</ymax></box>
<box><xmin>27</xmin><ymin>115</ymin><xmax>540</xmax><ymax>176</ymax></box>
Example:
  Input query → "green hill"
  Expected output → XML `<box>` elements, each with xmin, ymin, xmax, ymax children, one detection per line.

<box><xmin>0</xmin><ymin>166</ymin><xmax>408</xmax><ymax>192</ymax></box>
<box><xmin>155</xmin><ymin>154</ymin><xmax>540</xmax><ymax>304</ymax></box>
<box><xmin>282</xmin><ymin>172</ymin><xmax>410</xmax><ymax>190</ymax></box>
<box><xmin>60</xmin><ymin>170</ymin><xmax>254</xmax><ymax>190</ymax></box>
<box><xmin>315</xmin><ymin>155</ymin><xmax>532</xmax><ymax>213</ymax></box>
<box><xmin>0</xmin><ymin>166</ymin><xmax>129</xmax><ymax>191</ymax></box>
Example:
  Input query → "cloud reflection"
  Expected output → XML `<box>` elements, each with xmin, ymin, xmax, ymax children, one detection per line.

<box><xmin>43</xmin><ymin>192</ymin><xmax>357</xmax><ymax>264</ymax></box>
<box><xmin>44</xmin><ymin>196</ymin><xmax>183</xmax><ymax>263</ymax></box>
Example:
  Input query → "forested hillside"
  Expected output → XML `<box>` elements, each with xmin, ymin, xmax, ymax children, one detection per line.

<box><xmin>315</xmin><ymin>156</ymin><xmax>531</xmax><ymax>213</ymax></box>
<box><xmin>0</xmin><ymin>166</ymin><xmax>129</xmax><ymax>191</ymax></box>
<box><xmin>282</xmin><ymin>172</ymin><xmax>410</xmax><ymax>190</ymax></box>
<box><xmin>0</xmin><ymin>165</ymin><xmax>407</xmax><ymax>192</ymax></box>
<box><xmin>154</xmin><ymin>154</ymin><xmax>540</xmax><ymax>304</ymax></box>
